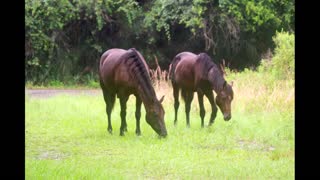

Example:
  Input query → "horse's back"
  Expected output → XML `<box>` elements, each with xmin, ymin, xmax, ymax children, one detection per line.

<box><xmin>99</xmin><ymin>48</ymin><xmax>127</xmax><ymax>85</ymax></box>
<box><xmin>175</xmin><ymin>52</ymin><xmax>197</xmax><ymax>59</ymax></box>
<box><xmin>172</xmin><ymin>52</ymin><xmax>198</xmax><ymax>89</ymax></box>
<box><xmin>99</xmin><ymin>48</ymin><xmax>150</xmax><ymax>93</ymax></box>
<box><xmin>100</xmin><ymin>48</ymin><xmax>126</xmax><ymax>68</ymax></box>
<box><xmin>172</xmin><ymin>52</ymin><xmax>198</xmax><ymax>72</ymax></box>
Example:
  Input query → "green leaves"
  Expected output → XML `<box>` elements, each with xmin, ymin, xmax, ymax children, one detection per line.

<box><xmin>25</xmin><ymin>0</ymin><xmax>295</xmax><ymax>85</ymax></box>
<box><xmin>221</xmin><ymin>0</ymin><xmax>293</xmax><ymax>33</ymax></box>
<box><xmin>271</xmin><ymin>31</ymin><xmax>295</xmax><ymax>79</ymax></box>
<box><xmin>258</xmin><ymin>31</ymin><xmax>294</xmax><ymax>80</ymax></box>
<box><xmin>143</xmin><ymin>0</ymin><xmax>179</xmax><ymax>40</ymax></box>
<box><xmin>27</xmin><ymin>57</ymin><xmax>40</xmax><ymax>66</ymax></box>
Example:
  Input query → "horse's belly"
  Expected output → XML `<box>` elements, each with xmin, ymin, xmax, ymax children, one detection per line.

<box><xmin>175</xmin><ymin>73</ymin><xmax>194</xmax><ymax>89</ymax></box>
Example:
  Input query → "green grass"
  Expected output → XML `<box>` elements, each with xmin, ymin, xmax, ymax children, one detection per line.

<box><xmin>25</xmin><ymin>71</ymin><xmax>294</xmax><ymax>179</ymax></box>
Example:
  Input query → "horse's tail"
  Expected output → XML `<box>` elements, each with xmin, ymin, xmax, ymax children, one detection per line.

<box><xmin>99</xmin><ymin>50</ymin><xmax>112</xmax><ymax>86</ymax></box>
<box><xmin>169</xmin><ymin>55</ymin><xmax>182</xmax><ymax>83</ymax></box>
<box><xmin>99</xmin><ymin>49</ymin><xmax>114</xmax><ymax>71</ymax></box>
<box><xmin>168</xmin><ymin>63</ymin><xmax>172</xmax><ymax>80</ymax></box>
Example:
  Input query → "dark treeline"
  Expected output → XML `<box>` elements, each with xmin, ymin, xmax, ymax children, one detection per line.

<box><xmin>25</xmin><ymin>0</ymin><xmax>294</xmax><ymax>85</ymax></box>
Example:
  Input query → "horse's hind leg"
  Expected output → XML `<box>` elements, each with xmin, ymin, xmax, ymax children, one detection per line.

<box><xmin>197</xmin><ymin>91</ymin><xmax>205</xmax><ymax>128</ymax></box>
<box><xmin>102</xmin><ymin>89</ymin><xmax>115</xmax><ymax>134</ymax></box>
<box><xmin>204</xmin><ymin>90</ymin><xmax>217</xmax><ymax>126</ymax></box>
<box><xmin>119</xmin><ymin>94</ymin><xmax>129</xmax><ymax>136</ymax></box>
<box><xmin>135</xmin><ymin>96</ymin><xmax>142</xmax><ymax>136</ymax></box>
<box><xmin>173</xmin><ymin>84</ymin><xmax>180</xmax><ymax>126</ymax></box>
<box><xmin>182</xmin><ymin>90</ymin><xmax>194</xmax><ymax>128</ymax></box>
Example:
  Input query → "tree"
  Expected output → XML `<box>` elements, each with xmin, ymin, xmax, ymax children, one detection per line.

<box><xmin>25</xmin><ymin>0</ymin><xmax>295</xmax><ymax>84</ymax></box>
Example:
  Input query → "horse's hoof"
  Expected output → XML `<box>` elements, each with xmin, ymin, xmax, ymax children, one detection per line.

<box><xmin>136</xmin><ymin>131</ymin><xmax>141</xmax><ymax>136</ymax></box>
<box><xmin>108</xmin><ymin>129</ymin><xmax>113</xmax><ymax>134</ymax></box>
<box><xmin>120</xmin><ymin>132</ymin><xmax>125</xmax><ymax>136</ymax></box>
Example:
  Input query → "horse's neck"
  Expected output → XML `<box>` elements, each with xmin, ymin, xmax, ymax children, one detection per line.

<box><xmin>136</xmin><ymin>84</ymin><xmax>157</xmax><ymax>109</ymax></box>
<box><xmin>208</xmin><ymin>68</ymin><xmax>225</xmax><ymax>93</ymax></box>
<box><xmin>124</xmin><ymin>52</ymin><xmax>157</xmax><ymax>109</ymax></box>
<box><xmin>129</xmin><ymin>63</ymin><xmax>157</xmax><ymax>108</ymax></box>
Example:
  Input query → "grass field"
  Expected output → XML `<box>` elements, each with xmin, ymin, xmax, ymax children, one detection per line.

<box><xmin>25</xmin><ymin>70</ymin><xmax>294</xmax><ymax>179</ymax></box>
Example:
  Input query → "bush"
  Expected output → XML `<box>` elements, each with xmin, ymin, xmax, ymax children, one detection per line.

<box><xmin>261</xmin><ymin>31</ymin><xmax>294</xmax><ymax>80</ymax></box>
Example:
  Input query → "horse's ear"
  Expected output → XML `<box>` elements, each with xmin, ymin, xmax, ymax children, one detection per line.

<box><xmin>230</xmin><ymin>81</ymin><xmax>234</xmax><ymax>87</ymax></box>
<box><xmin>159</xmin><ymin>95</ymin><xmax>165</xmax><ymax>103</ymax></box>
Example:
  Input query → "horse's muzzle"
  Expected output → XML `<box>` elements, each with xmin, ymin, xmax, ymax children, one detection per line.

<box><xmin>159</xmin><ymin>129</ymin><xmax>167</xmax><ymax>137</ymax></box>
<box><xmin>224</xmin><ymin>114</ymin><xmax>231</xmax><ymax>121</ymax></box>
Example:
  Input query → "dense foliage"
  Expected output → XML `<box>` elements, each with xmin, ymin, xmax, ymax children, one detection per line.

<box><xmin>25</xmin><ymin>0</ymin><xmax>295</xmax><ymax>85</ymax></box>
<box><xmin>258</xmin><ymin>31</ymin><xmax>294</xmax><ymax>80</ymax></box>
<box><xmin>271</xmin><ymin>31</ymin><xmax>294</xmax><ymax>79</ymax></box>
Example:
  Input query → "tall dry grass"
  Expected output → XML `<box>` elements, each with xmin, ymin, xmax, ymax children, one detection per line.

<box><xmin>151</xmin><ymin>68</ymin><xmax>294</xmax><ymax>119</ymax></box>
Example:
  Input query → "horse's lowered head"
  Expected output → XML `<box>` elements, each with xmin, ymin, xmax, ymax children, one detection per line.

<box><xmin>216</xmin><ymin>81</ymin><xmax>234</xmax><ymax>121</ymax></box>
<box><xmin>145</xmin><ymin>95</ymin><xmax>167</xmax><ymax>137</ymax></box>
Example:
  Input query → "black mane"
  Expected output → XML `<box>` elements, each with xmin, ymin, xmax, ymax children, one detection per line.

<box><xmin>122</xmin><ymin>48</ymin><xmax>156</xmax><ymax>99</ymax></box>
<box><xmin>196</xmin><ymin>53</ymin><xmax>223</xmax><ymax>78</ymax></box>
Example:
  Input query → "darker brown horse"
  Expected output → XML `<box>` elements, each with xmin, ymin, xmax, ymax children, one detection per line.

<box><xmin>169</xmin><ymin>52</ymin><xmax>234</xmax><ymax>127</ymax></box>
<box><xmin>99</xmin><ymin>48</ymin><xmax>167</xmax><ymax>137</ymax></box>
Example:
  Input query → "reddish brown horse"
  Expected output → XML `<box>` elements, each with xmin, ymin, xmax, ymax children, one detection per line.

<box><xmin>169</xmin><ymin>52</ymin><xmax>234</xmax><ymax>127</ymax></box>
<box><xmin>99</xmin><ymin>48</ymin><xmax>167</xmax><ymax>137</ymax></box>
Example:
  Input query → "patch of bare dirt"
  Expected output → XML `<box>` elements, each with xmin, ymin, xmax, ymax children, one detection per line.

<box><xmin>25</xmin><ymin>89</ymin><xmax>101</xmax><ymax>98</ymax></box>
<box><xmin>37</xmin><ymin>150</ymin><xmax>69</xmax><ymax>160</ymax></box>
<box><xmin>237</xmin><ymin>139</ymin><xmax>275</xmax><ymax>151</ymax></box>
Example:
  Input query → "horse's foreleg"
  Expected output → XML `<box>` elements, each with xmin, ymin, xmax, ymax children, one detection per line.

<box><xmin>205</xmin><ymin>90</ymin><xmax>217</xmax><ymax>126</ymax></box>
<box><xmin>197</xmin><ymin>91</ymin><xmax>205</xmax><ymax>128</ymax></box>
<box><xmin>135</xmin><ymin>96</ymin><xmax>142</xmax><ymax>136</ymax></box>
<box><xmin>119</xmin><ymin>95</ymin><xmax>129</xmax><ymax>136</ymax></box>
<box><xmin>173</xmin><ymin>85</ymin><xmax>180</xmax><ymax>126</ymax></box>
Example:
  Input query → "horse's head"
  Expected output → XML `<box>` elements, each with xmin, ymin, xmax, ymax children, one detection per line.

<box><xmin>216</xmin><ymin>81</ymin><xmax>234</xmax><ymax>121</ymax></box>
<box><xmin>145</xmin><ymin>95</ymin><xmax>167</xmax><ymax>137</ymax></box>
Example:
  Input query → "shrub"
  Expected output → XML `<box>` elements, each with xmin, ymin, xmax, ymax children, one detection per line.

<box><xmin>272</xmin><ymin>31</ymin><xmax>295</xmax><ymax>79</ymax></box>
<box><xmin>260</xmin><ymin>31</ymin><xmax>294</xmax><ymax>80</ymax></box>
